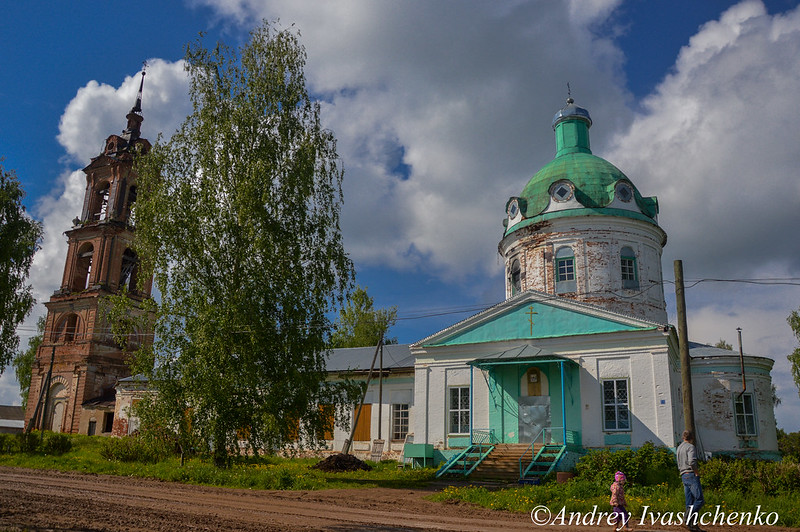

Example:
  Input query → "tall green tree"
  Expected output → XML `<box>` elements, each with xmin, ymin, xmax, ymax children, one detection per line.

<box><xmin>12</xmin><ymin>316</ymin><xmax>44</xmax><ymax>410</ymax></box>
<box><xmin>330</xmin><ymin>286</ymin><xmax>397</xmax><ymax>348</ymax></box>
<box><xmin>788</xmin><ymin>308</ymin><xmax>800</xmax><ymax>399</ymax></box>
<box><xmin>0</xmin><ymin>162</ymin><xmax>43</xmax><ymax>374</ymax></box>
<box><xmin>119</xmin><ymin>22</ymin><xmax>356</xmax><ymax>466</ymax></box>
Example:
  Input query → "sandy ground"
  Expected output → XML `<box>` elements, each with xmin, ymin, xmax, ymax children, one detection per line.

<box><xmin>1</xmin><ymin>466</ymin><xmax>798</xmax><ymax>532</ymax></box>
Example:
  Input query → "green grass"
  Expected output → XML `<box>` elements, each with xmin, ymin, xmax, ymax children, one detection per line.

<box><xmin>429</xmin><ymin>479</ymin><xmax>800</xmax><ymax>527</ymax></box>
<box><xmin>3</xmin><ymin>434</ymin><xmax>799</xmax><ymax>527</ymax></box>
<box><xmin>0</xmin><ymin>434</ymin><xmax>435</xmax><ymax>491</ymax></box>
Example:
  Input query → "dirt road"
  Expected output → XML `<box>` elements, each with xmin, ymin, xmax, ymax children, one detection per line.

<box><xmin>1</xmin><ymin>467</ymin><xmax>798</xmax><ymax>532</ymax></box>
<box><xmin>0</xmin><ymin>466</ymin><xmax>533</xmax><ymax>531</ymax></box>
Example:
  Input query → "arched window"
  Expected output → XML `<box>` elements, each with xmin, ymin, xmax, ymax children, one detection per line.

<box><xmin>555</xmin><ymin>246</ymin><xmax>576</xmax><ymax>294</ymax></box>
<box><xmin>509</xmin><ymin>258</ymin><xmax>521</xmax><ymax>295</ymax></box>
<box><xmin>124</xmin><ymin>185</ymin><xmax>137</xmax><ymax>224</ymax></box>
<box><xmin>72</xmin><ymin>243</ymin><xmax>93</xmax><ymax>291</ymax></box>
<box><xmin>93</xmin><ymin>182</ymin><xmax>110</xmax><ymax>221</ymax></box>
<box><xmin>54</xmin><ymin>314</ymin><xmax>81</xmax><ymax>342</ymax></box>
<box><xmin>620</xmin><ymin>246</ymin><xmax>639</xmax><ymax>290</ymax></box>
<box><xmin>119</xmin><ymin>249</ymin><xmax>138</xmax><ymax>292</ymax></box>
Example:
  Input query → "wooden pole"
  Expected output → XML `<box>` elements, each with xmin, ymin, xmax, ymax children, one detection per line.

<box><xmin>342</xmin><ymin>337</ymin><xmax>382</xmax><ymax>454</ymax></box>
<box><xmin>674</xmin><ymin>260</ymin><xmax>696</xmax><ymax>437</ymax></box>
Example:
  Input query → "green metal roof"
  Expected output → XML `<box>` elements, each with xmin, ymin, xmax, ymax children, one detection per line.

<box><xmin>504</xmin><ymin>100</ymin><xmax>660</xmax><ymax>236</ymax></box>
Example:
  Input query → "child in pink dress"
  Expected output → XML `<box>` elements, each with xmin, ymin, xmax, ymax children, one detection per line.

<box><xmin>610</xmin><ymin>470</ymin><xmax>632</xmax><ymax>531</ymax></box>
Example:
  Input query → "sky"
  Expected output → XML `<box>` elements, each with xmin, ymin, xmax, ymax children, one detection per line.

<box><xmin>1</xmin><ymin>0</ymin><xmax>799</xmax><ymax>432</ymax></box>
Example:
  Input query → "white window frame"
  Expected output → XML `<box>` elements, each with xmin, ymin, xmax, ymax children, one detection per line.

<box><xmin>620</xmin><ymin>246</ymin><xmax>639</xmax><ymax>290</ymax></box>
<box><xmin>449</xmin><ymin>386</ymin><xmax>470</xmax><ymax>435</ymax></box>
<box><xmin>555</xmin><ymin>246</ymin><xmax>576</xmax><ymax>294</ymax></box>
<box><xmin>734</xmin><ymin>393</ymin><xmax>758</xmax><ymax>436</ymax></box>
<box><xmin>391</xmin><ymin>403</ymin><xmax>409</xmax><ymax>441</ymax></box>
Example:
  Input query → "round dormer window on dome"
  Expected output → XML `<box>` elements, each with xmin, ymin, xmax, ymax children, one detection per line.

<box><xmin>507</xmin><ymin>199</ymin><xmax>520</xmax><ymax>218</ymax></box>
<box><xmin>615</xmin><ymin>182</ymin><xmax>634</xmax><ymax>203</ymax></box>
<box><xmin>550</xmin><ymin>181</ymin><xmax>574</xmax><ymax>203</ymax></box>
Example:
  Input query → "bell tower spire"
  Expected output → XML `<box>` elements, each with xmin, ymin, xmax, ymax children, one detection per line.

<box><xmin>124</xmin><ymin>62</ymin><xmax>146</xmax><ymax>142</ymax></box>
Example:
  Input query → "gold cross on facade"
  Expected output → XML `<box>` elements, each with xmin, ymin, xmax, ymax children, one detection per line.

<box><xmin>526</xmin><ymin>305</ymin><xmax>538</xmax><ymax>335</ymax></box>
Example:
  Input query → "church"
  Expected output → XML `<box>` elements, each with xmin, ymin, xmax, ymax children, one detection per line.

<box><xmin>29</xmin><ymin>71</ymin><xmax>778</xmax><ymax>474</ymax></box>
<box><xmin>322</xmin><ymin>97</ymin><xmax>779</xmax><ymax>474</ymax></box>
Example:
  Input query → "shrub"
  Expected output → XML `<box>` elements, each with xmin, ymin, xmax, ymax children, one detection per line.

<box><xmin>16</xmin><ymin>431</ymin><xmax>40</xmax><ymax>453</ymax></box>
<box><xmin>701</xmin><ymin>457</ymin><xmax>800</xmax><ymax>495</ymax></box>
<box><xmin>0</xmin><ymin>433</ymin><xmax>14</xmax><ymax>453</ymax></box>
<box><xmin>42</xmin><ymin>433</ymin><xmax>72</xmax><ymax>455</ymax></box>
<box><xmin>100</xmin><ymin>431</ymin><xmax>178</xmax><ymax>464</ymax></box>
<box><xmin>575</xmin><ymin>442</ymin><xmax>678</xmax><ymax>487</ymax></box>
<box><xmin>778</xmin><ymin>429</ymin><xmax>800</xmax><ymax>462</ymax></box>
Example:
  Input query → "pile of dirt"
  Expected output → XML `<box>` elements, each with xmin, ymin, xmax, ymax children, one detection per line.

<box><xmin>311</xmin><ymin>453</ymin><xmax>372</xmax><ymax>472</ymax></box>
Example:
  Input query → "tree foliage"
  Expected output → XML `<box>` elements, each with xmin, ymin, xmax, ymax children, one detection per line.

<box><xmin>788</xmin><ymin>308</ymin><xmax>800</xmax><ymax>399</ymax></box>
<box><xmin>0</xmin><ymin>162</ymin><xmax>43</xmax><ymax>374</ymax></box>
<box><xmin>330</xmin><ymin>286</ymin><xmax>397</xmax><ymax>348</ymax></box>
<box><xmin>714</xmin><ymin>338</ymin><xmax>733</xmax><ymax>350</ymax></box>
<box><xmin>117</xmin><ymin>22</ymin><xmax>357</xmax><ymax>466</ymax></box>
<box><xmin>12</xmin><ymin>315</ymin><xmax>44</xmax><ymax>410</ymax></box>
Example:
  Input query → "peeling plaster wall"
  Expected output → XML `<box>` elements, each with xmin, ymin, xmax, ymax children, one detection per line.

<box><xmin>501</xmin><ymin>216</ymin><xmax>667</xmax><ymax>323</ymax></box>
<box><xmin>691</xmin><ymin>356</ymin><xmax>779</xmax><ymax>457</ymax></box>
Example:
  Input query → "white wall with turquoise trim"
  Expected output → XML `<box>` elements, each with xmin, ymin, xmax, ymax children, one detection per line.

<box><xmin>412</xmin><ymin>327</ymin><xmax>681</xmax><ymax>452</ymax></box>
<box><xmin>412</xmin><ymin>343</ymin><xmax>495</xmax><ymax>450</ymax></box>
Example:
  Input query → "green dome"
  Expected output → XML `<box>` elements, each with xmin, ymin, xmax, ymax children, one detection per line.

<box><xmin>518</xmin><ymin>152</ymin><xmax>657</xmax><ymax>219</ymax></box>
<box><xmin>504</xmin><ymin>99</ymin><xmax>659</xmax><ymax>236</ymax></box>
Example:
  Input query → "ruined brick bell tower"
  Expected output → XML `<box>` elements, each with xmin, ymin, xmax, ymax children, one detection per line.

<box><xmin>25</xmin><ymin>69</ymin><xmax>152</xmax><ymax>435</ymax></box>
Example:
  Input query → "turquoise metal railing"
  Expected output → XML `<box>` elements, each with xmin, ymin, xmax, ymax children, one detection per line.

<box><xmin>519</xmin><ymin>426</ymin><xmax>567</xmax><ymax>479</ymax></box>
<box><xmin>434</xmin><ymin>429</ymin><xmax>497</xmax><ymax>478</ymax></box>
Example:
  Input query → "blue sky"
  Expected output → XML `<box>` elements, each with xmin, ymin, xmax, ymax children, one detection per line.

<box><xmin>2</xmin><ymin>0</ymin><xmax>800</xmax><ymax>432</ymax></box>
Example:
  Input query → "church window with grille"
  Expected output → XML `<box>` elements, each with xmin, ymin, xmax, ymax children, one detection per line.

<box><xmin>449</xmin><ymin>387</ymin><xmax>469</xmax><ymax>434</ymax></box>
<box><xmin>510</xmin><ymin>258</ymin><xmax>521</xmax><ymax>294</ymax></box>
<box><xmin>603</xmin><ymin>379</ymin><xmax>630</xmax><ymax>431</ymax></box>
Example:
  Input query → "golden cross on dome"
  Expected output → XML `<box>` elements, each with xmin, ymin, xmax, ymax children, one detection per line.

<box><xmin>526</xmin><ymin>305</ymin><xmax>538</xmax><ymax>336</ymax></box>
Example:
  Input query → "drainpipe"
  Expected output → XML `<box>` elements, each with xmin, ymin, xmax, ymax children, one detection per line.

<box><xmin>469</xmin><ymin>365</ymin><xmax>474</xmax><ymax>445</ymax></box>
<box><xmin>736</xmin><ymin>328</ymin><xmax>747</xmax><ymax>399</ymax></box>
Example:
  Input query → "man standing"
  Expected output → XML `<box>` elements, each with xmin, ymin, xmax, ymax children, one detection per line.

<box><xmin>677</xmin><ymin>430</ymin><xmax>704</xmax><ymax>532</ymax></box>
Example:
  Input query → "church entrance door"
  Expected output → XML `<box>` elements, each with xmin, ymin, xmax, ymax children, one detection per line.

<box><xmin>518</xmin><ymin>396</ymin><xmax>550</xmax><ymax>442</ymax></box>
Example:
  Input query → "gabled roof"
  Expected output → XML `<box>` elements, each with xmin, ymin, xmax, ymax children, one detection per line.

<box><xmin>414</xmin><ymin>290</ymin><xmax>667</xmax><ymax>347</ymax></box>
<box><xmin>469</xmin><ymin>344</ymin><xmax>579</xmax><ymax>369</ymax></box>
<box><xmin>0</xmin><ymin>405</ymin><xmax>24</xmax><ymax>421</ymax></box>
<box><xmin>325</xmin><ymin>344</ymin><xmax>414</xmax><ymax>372</ymax></box>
